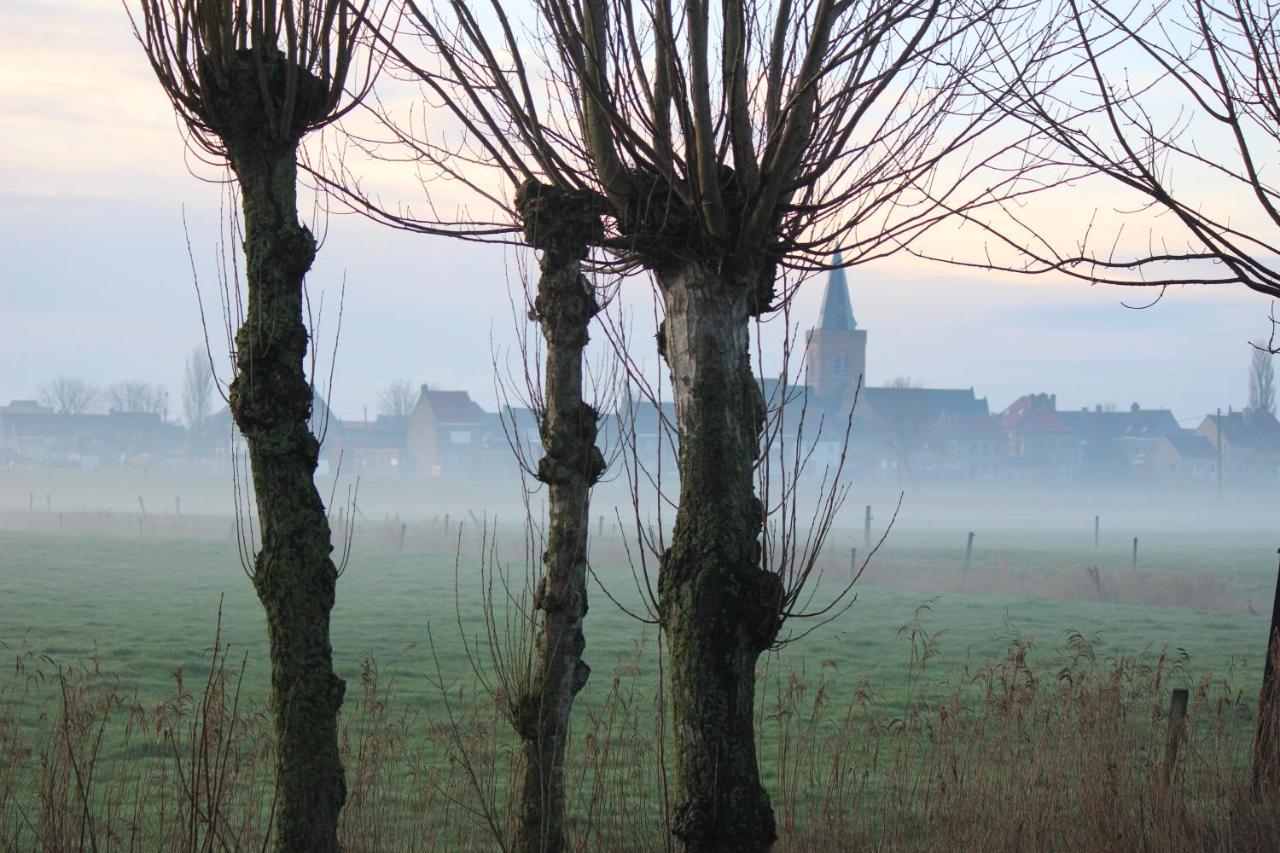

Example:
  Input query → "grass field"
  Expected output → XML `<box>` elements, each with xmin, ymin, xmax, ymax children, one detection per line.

<box><xmin>1</xmin><ymin>520</ymin><xmax>1276</xmax><ymax>849</ymax></box>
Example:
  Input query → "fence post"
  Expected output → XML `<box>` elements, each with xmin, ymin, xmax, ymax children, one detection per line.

<box><xmin>850</xmin><ymin>547</ymin><xmax>858</xmax><ymax>582</ymax></box>
<box><xmin>399</xmin><ymin>523</ymin><xmax>407</xmax><ymax>552</ymax></box>
<box><xmin>1165</xmin><ymin>687</ymin><xmax>1189</xmax><ymax>782</ymax></box>
<box><xmin>28</xmin><ymin>493</ymin><xmax>33</xmax><ymax>515</ymax></box>
<box><xmin>864</xmin><ymin>505</ymin><xmax>872</xmax><ymax>549</ymax></box>
<box><xmin>1094</xmin><ymin>514</ymin><xmax>1100</xmax><ymax>550</ymax></box>
<box><xmin>1132</xmin><ymin>536</ymin><xmax>1138</xmax><ymax>572</ymax></box>
<box><xmin>965</xmin><ymin>531</ymin><xmax>975</xmax><ymax>570</ymax></box>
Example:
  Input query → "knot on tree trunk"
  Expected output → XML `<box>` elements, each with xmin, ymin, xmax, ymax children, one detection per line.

<box><xmin>201</xmin><ymin>48</ymin><xmax>330</xmax><ymax>150</ymax></box>
<box><xmin>514</xmin><ymin>179</ymin><xmax>605</xmax><ymax>258</ymax></box>
<box><xmin>572</xmin><ymin>659</ymin><xmax>591</xmax><ymax>696</ymax></box>
<box><xmin>534</xmin><ymin>275</ymin><xmax>599</xmax><ymax>349</ymax></box>
<box><xmin>511</xmin><ymin>691</ymin><xmax>543</xmax><ymax>740</ymax></box>
<box><xmin>240</xmin><ymin>220</ymin><xmax>317</xmax><ymax>285</ymax></box>
<box><xmin>537</xmin><ymin>403</ymin><xmax>606</xmax><ymax>486</ymax></box>
<box><xmin>533</xmin><ymin>574</ymin><xmax>589</xmax><ymax>620</ymax></box>
<box><xmin>747</xmin><ymin>569</ymin><xmax>785</xmax><ymax>651</ymax></box>
<box><xmin>230</xmin><ymin>369</ymin><xmax>318</xmax><ymax>443</ymax></box>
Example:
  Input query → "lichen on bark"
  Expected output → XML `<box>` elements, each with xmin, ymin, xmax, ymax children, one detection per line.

<box><xmin>219</xmin><ymin>48</ymin><xmax>347</xmax><ymax>853</ymax></box>
<box><xmin>656</xmin><ymin>261</ymin><xmax>782</xmax><ymax>853</ymax></box>
<box><xmin>509</xmin><ymin>179</ymin><xmax>605</xmax><ymax>853</ymax></box>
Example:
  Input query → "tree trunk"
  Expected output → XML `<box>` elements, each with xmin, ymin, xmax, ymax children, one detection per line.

<box><xmin>511</xmin><ymin>181</ymin><xmax>605</xmax><ymax>852</ymax></box>
<box><xmin>656</xmin><ymin>263</ymin><xmax>781</xmax><ymax>853</ymax></box>
<box><xmin>1254</xmin><ymin>550</ymin><xmax>1280</xmax><ymax>793</ymax></box>
<box><xmin>228</xmin><ymin>145</ymin><xmax>346</xmax><ymax>852</ymax></box>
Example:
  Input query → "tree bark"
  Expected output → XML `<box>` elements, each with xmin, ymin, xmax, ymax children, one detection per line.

<box><xmin>656</xmin><ymin>263</ymin><xmax>781</xmax><ymax>853</ymax></box>
<box><xmin>1254</xmin><ymin>550</ymin><xmax>1280</xmax><ymax>794</ymax></box>
<box><xmin>227</xmin><ymin>144</ymin><xmax>346</xmax><ymax>852</ymax></box>
<box><xmin>511</xmin><ymin>181</ymin><xmax>605</xmax><ymax>852</ymax></box>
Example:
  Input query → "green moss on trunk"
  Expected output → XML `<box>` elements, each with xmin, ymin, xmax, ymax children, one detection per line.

<box><xmin>658</xmin><ymin>264</ymin><xmax>781</xmax><ymax>853</ymax></box>
<box><xmin>228</xmin><ymin>143</ymin><xmax>346</xmax><ymax>853</ymax></box>
<box><xmin>510</xmin><ymin>181</ymin><xmax>604</xmax><ymax>853</ymax></box>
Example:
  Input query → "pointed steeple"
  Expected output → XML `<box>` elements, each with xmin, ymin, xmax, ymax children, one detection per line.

<box><xmin>817</xmin><ymin>252</ymin><xmax>855</xmax><ymax>331</ymax></box>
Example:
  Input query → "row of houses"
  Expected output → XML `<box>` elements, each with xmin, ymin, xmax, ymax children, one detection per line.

<box><xmin>829</xmin><ymin>389</ymin><xmax>1280</xmax><ymax>485</ymax></box>
<box><xmin>4</xmin><ymin>266</ymin><xmax>1276</xmax><ymax>485</ymax></box>
<box><xmin>4</xmin><ymin>383</ymin><xmax>1277</xmax><ymax>486</ymax></box>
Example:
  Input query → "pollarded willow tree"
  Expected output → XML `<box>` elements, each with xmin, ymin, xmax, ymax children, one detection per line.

<box><xmin>343</xmin><ymin>0</ymin><xmax>1032</xmax><ymax>848</ymax></box>
<box><xmin>934</xmin><ymin>0</ymin><xmax>1280</xmax><ymax>793</ymax></box>
<box><xmin>130</xmin><ymin>3</ymin><xmax>373</xmax><ymax>848</ymax></box>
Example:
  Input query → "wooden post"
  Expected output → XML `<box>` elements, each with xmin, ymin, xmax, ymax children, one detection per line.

<box><xmin>965</xmin><ymin>531</ymin><xmax>975</xmax><ymax>570</ymax></box>
<box><xmin>445</xmin><ymin>513</ymin><xmax>450</xmax><ymax>533</ymax></box>
<box><xmin>399</xmin><ymin>523</ymin><xmax>407</xmax><ymax>552</ymax></box>
<box><xmin>849</xmin><ymin>547</ymin><xmax>858</xmax><ymax>582</ymax></box>
<box><xmin>1094</xmin><ymin>514</ymin><xmax>1099</xmax><ymax>550</ymax></box>
<box><xmin>598</xmin><ymin>515</ymin><xmax>604</xmax><ymax>537</ymax></box>
<box><xmin>138</xmin><ymin>496</ymin><xmax>147</xmax><ymax>516</ymax></box>
<box><xmin>28</xmin><ymin>493</ymin><xmax>33</xmax><ymax>515</ymax></box>
<box><xmin>1132</xmin><ymin>537</ymin><xmax>1138</xmax><ymax>572</ymax></box>
<box><xmin>864</xmin><ymin>505</ymin><xmax>872</xmax><ymax>549</ymax></box>
<box><xmin>1165</xmin><ymin>688</ymin><xmax>1189</xmax><ymax>781</ymax></box>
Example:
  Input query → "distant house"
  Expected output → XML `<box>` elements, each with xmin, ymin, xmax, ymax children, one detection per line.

<box><xmin>856</xmin><ymin>386</ymin><xmax>990</xmax><ymax>478</ymax></box>
<box><xmin>1151</xmin><ymin>432</ymin><xmax>1218</xmax><ymax>483</ymax></box>
<box><xmin>327</xmin><ymin>414</ymin><xmax>408</xmax><ymax>475</ymax></box>
<box><xmin>1058</xmin><ymin>402</ymin><xmax>1181</xmax><ymax>481</ymax></box>
<box><xmin>0</xmin><ymin>400</ymin><xmax>185</xmax><ymax>468</ymax></box>
<box><xmin>932</xmin><ymin>414</ymin><xmax>1007</xmax><ymax>480</ymax></box>
<box><xmin>406</xmin><ymin>387</ymin><xmax>491</xmax><ymax>477</ymax></box>
<box><xmin>1000</xmin><ymin>393</ymin><xmax>1080</xmax><ymax>480</ymax></box>
<box><xmin>1194</xmin><ymin>409</ymin><xmax>1280</xmax><ymax>484</ymax></box>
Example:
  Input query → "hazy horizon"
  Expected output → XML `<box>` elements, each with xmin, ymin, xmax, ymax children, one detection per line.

<box><xmin>1</xmin><ymin>0</ymin><xmax>1275</xmax><ymax>425</ymax></box>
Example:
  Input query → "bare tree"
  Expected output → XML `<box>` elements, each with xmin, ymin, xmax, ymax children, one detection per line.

<box><xmin>1250</xmin><ymin>344</ymin><xmax>1275</xmax><ymax>416</ymax></box>
<box><xmin>182</xmin><ymin>347</ymin><xmax>216</xmax><ymax>428</ymax></box>
<box><xmin>378</xmin><ymin>379</ymin><xmax>417</xmax><ymax>416</ymax></box>
<box><xmin>129</xmin><ymin>2</ymin><xmax>375</xmax><ymax>848</ymax></box>
<box><xmin>340</xmin><ymin>1</ymin><xmax>1030</xmax><ymax>848</ymax></box>
<box><xmin>951</xmin><ymin>0</ymin><xmax>1280</xmax><ymax>296</ymax></box>
<box><xmin>506</xmin><ymin>180</ymin><xmax>607</xmax><ymax>853</ymax></box>
<box><xmin>38</xmin><ymin>376</ymin><xmax>100</xmax><ymax>415</ymax></box>
<box><xmin>107</xmin><ymin>381</ymin><xmax>169</xmax><ymax>417</ymax></box>
<box><xmin>944</xmin><ymin>0</ymin><xmax>1280</xmax><ymax>796</ymax></box>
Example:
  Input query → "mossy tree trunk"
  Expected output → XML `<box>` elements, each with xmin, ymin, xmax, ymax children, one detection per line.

<box><xmin>227</xmin><ymin>140</ymin><xmax>346</xmax><ymax>852</ymax></box>
<box><xmin>511</xmin><ymin>180</ymin><xmax>605</xmax><ymax>853</ymax></box>
<box><xmin>656</xmin><ymin>263</ymin><xmax>781</xmax><ymax>853</ymax></box>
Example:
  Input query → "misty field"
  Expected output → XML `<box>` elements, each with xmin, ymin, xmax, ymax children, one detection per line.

<box><xmin>2</xmin><ymin>517</ymin><xmax>1277</xmax><ymax>850</ymax></box>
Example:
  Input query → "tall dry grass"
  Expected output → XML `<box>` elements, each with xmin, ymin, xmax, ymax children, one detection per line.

<box><xmin>2</xmin><ymin>611</ymin><xmax>1276</xmax><ymax>852</ymax></box>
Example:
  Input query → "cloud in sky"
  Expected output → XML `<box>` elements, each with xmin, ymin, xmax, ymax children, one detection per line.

<box><xmin>0</xmin><ymin>1</ymin><xmax>1271</xmax><ymax>424</ymax></box>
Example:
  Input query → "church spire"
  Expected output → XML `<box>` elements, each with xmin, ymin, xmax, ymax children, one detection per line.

<box><xmin>817</xmin><ymin>252</ymin><xmax>855</xmax><ymax>331</ymax></box>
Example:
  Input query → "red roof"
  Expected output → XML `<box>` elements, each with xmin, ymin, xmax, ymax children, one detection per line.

<box><xmin>1017</xmin><ymin>408</ymin><xmax>1072</xmax><ymax>434</ymax></box>
<box><xmin>420</xmin><ymin>390</ymin><xmax>487</xmax><ymax>424</ymax></box>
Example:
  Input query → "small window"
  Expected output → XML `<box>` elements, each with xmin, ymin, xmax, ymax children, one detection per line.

<box><xmin>449</xmin><ymin>430</ymin><xmax>472</xmax><ymax>445</ymax></box>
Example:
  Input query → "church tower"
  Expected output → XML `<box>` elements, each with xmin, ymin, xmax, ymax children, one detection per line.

<box><xmin>804</xmin><ymin>255</ymin><xmax>867</xmax><ymax>403</ymax></box>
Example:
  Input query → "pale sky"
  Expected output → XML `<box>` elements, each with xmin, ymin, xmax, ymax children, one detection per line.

<box><xmin>0</xmin><ymin>0</ymin><xmax>1271</xmax><ymax>425</ymax></box>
